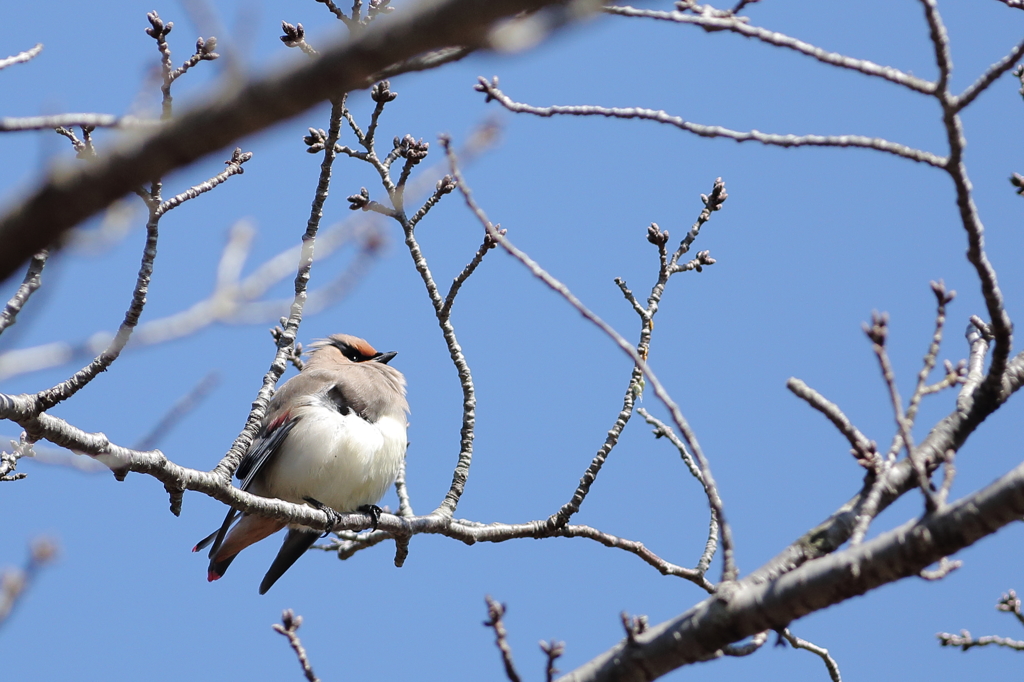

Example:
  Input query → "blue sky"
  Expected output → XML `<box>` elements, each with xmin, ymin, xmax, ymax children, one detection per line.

<box><xmin>2</xmin><ymin>0</ymin><xmax>1024</xmax><ymax>680</ymax></box>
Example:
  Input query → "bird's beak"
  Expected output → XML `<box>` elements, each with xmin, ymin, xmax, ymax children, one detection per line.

<box><xmin>374</xmin><ymin>351</ymin><xmax>397</xmax><ymax>364</ymax></box>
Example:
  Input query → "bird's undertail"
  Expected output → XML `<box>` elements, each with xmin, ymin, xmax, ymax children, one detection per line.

<box><xmin>200</xmin><ymin>511</ymin><xmax>285</xmax><ymax>584</ymax></box>
<box><xmin>259</xmin><ymin>528</ymin><xmax>321</xmax><ymax>594</ymax></box>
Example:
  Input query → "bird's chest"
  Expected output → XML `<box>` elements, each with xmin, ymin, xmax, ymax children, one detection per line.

<box><xmin>262</xmin><ymin>405</ymin><xmax>407</xmax><ymax>512</ymax></box>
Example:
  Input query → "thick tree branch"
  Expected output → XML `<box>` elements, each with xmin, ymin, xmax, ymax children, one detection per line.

<box><xmin>559</xmin><ymin>458</ymin><xmax>1024</xmax><ymax>681</ymax></box>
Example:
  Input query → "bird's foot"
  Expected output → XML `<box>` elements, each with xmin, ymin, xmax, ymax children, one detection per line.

<box><xmin>357</xmin><ymin>504</ymin><xmax>382</xmax><ymax>532</ymax></box>
<box><xmin>303</xmin><ymin>496</ymin><xmax>343</xmax><ymax>538</ymax></box>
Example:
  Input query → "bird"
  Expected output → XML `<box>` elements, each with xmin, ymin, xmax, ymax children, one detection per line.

<box><xmin>193</xmin><ymin>334</ymin><xmax>408</xmax><ymax>594</ymax></box>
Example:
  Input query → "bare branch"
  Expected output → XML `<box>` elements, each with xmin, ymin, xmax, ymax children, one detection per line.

<box><xmin>475</xmin><ymin>77</ymin><xmax>946</xmax><ymax>167</ymax></box>
<box><xmin>637</xmin><ymin>407</ymin><xmax>719</xmax><ymax>575</ymax></box>
<box><xmin>0</xmin><ymin>43</ymin><xmax>42</xmax><ymax>71</ymax></box>
<box><xmin>547</xmin><ymin>184</ymin><xmax>726</xmax><ymax>532</ymax></box>
<box><xmin>906</xmin><ymin>282</ymin><xmax>955</xmax><ymax>424</ymax></box>
<box><xmin>0</xmin><ymin>219</ymin><xmax>379</xmax><ymax>381</ymax></box>
<box><xmin>0</xmin><ymin>114</ymin><xmax>157</xmax><ymax>132</ymax></box>
<box><xmin>864</xmin><ymin>313</ymin><xmax>939</xmax><ymax>510</ymax></box>
<box><xmin>721</xmin><ymin>630</ymin><xmax>768</xmax><ymax>657</ymax></box>
<box><xmin>485</xmin><ymin>597</ymin><xmax>522</xmax><ymax>682</ymax></box>
<box><xmin>954</xmin><ymin>37</ymin><xmax>1024</xmax><ymax>110</ymax></box>
<box><xmin>272</xmin><ymin>610</ymin><xmax>320</xmax><ymax>682</ymax></box>
<box><xmin>441</xmin><ymin>228</ymin><xmax>499</xmax><ymax>319</ymax></box>
<box><xmin>156</xmin><ymin>148</ymin><xmax>252</xmax><ymax>215</ymax></box>
<box><xmin>919</xmin><ymin>556</ymin><xmax>962</xmax><ymax>581</ymax></box>
<box><xmin>938</xmin><ymin>588</ymin><xmax>1024</xmax><ymax>651</ymax></box>
<box><xmin>781</xmin><ymin>629</ymin><xmax>842</xmax><ymax>682</ymax></box>
<box><xmin>541</xmin><ymin>640</ymin><xmax>565</xmax><ymax>682</ymax></box>
<box><xmin>786</xmin><ymin>378</ymin><xmax>874</xmax><ymax>463</ymax></box>
<box><xmin>605</xmin><ymin>6</ymin><xmax>934</xmax><ymax>95</ymax></box>
<box><xmin>0</xmin><ymin>250</ymin><xmax>47</xmax><ymax>336</ymax></box>
<box><xmin>559</xmin><ymin>458</ymin><xmax>1024</xmax><ymax>681</ymax></box>
<box><xmin>915</xmin><ymin>0</ymin><xmax>1015</xmax><ymax>407</ymax></box>
<box><xmin>938</xmin><ymin>631</ymin><xmax>1024</xmax><ymax>651</ymax></box>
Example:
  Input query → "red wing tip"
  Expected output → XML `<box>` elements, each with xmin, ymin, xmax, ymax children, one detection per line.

<box><xmin>207</xmin><ymin>571</ymin><xmax>222</xmax><ymax>583</ymax></box>
<box><xmin>191</xmin><ymin>544</ymin><xmax>200</xmax><ymax>553</ymax></box>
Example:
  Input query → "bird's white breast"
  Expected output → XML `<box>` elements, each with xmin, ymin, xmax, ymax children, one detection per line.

<box><xmin>262</xmin><ymin>403</ymin><xmax>407</xmax><ymax>513</ymax></box>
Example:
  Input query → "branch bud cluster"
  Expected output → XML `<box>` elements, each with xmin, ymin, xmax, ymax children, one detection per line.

<box><xmin>280</xmin><ymin>21</ymin><xmax>305</xmax><ymax>48</ymax></box>
<box><xmin>145</xmin><ymin>11</ymin><xmax>172</xmax><ymax>40</ymax></box>
<box><xmin>395</xmin><ymin>134</ymin><xmax>429</xmax><ymax>163</ymax></box>
<box><xmin>195</xmin><ymin>36</ymin><xmax>219</xmax><ymax>60</ymax></box>
<box><xmin>304</xmin><ymin>127</ymin><xmax>328</xmax><ymax>153</ymax></box>
<box><xmin>371</xmin><ymin>80</ymin><xmax>397</xmax><ymax>103</ymax></box>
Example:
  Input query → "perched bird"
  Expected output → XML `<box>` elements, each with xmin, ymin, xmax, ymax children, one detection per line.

<box><xmin>194</xmin><ymin>334</ymin><xmax>408</xmax><ymax>594</ymax></box>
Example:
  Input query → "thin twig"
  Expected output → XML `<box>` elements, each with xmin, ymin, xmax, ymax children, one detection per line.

<box><xmin>484</xmin><ymin>597</ymin><xmax>522</xmax><ymax>682</ymax></box>
<box><xmin>938</xmin><ymin>588</ymin><xmax>1024</xmax><ymax>650</ymax></box>
<box><xmin>954</xmin><ymin>37</ymin><xmax>1024</xmax><ymax>110</ymax></box>
<box><xmin>272</xmin><ymin>610</ymin><xmax>320</xmax><ymax>682</ymax></box>
<box><xmin>0</xmin><ymin>219</ymin><xmax>379</xmax><ymax>382</ymax></box>
<box><xmin>0</xmin><ymin>43</ymin><xmax>42</xmax><ymax>70</ymax></box>
<box><xmin>0</xmin><ymin>250</ymin><xmax>48</xmax><ymax>336</ymax></box>
<box><xmin>342</xmin><ymin>123</ymin><xmax>476</xmax><ymax>519</ymax></box>
<box><xmin>605</xmin><ymin>6</ymin><xmax>934</xmax><ymax>95</ymax></box>
<box><xmin>786</xmin><ymin>378</ymin><xmax>874</xmax><ymax>463</ymax></box>
<box><xmin>938</xmin><ymin>631</ymin><xmax>1024</xmax><ymax>651</ymax></box>
<box><xmin>156</xmin><ymin>148</ymin><xmax>252</xmax><ymax>216</ymax></box>
<box><xmin>908</xmin><ymin>285</ymin><xmax>952</xmax><ymax>423</ymax></box>
<box><xmin>782</xmin><ymin>629</ymin><xmax>843</xmax><ymax>682</ymax></box>
<box><xmin>0</xmin><ymin>114</ymin><xmax>156</xmax><ymax>132</ymax></box>
<box><xmin>540</xmin><ymin>640</ymin><xmax>565</xmax><ymax>682</ymax></box>
<box><xmin>441</xmin><ymin>230</ymin><xmax>499</xmax><ymax>320</ymax></box>
<box><xmin>637</xmin><ymin>407</ymin><xmax>719</xmax><ymax>575</ymax></box>
<box><xmin>865</xmin><ymin>313</ymin><xmax>938</xmax><ymax>510</ymax></box>
<box><xmin>722</xmin><ymin>630</ymin><xmax>768</xmax><ymax>657</ymax></box>
<box><xmin>919</xmin><ymin>556</ymin><xmax>962</xmax><ymax>581</ymax></box>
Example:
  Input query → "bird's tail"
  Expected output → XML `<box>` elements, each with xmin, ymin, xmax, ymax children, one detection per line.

<box><xmin>259</xmin><ymin>528</ymin><xmax>321</xmax><ymax>594</ymax></box>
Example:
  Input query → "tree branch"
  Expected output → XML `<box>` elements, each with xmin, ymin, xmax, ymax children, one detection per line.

<box><xmin>475</xmin><ymin>77</ymin><xmax>946</xmax><ymax>167</ymax></box>
<box><xmin>559</xmin><ymin>458</ymin><xmax>1024</xmax><ymax>681</ymax></box>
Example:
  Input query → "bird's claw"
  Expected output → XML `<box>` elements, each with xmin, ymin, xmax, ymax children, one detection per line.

<box><xmin>358</xmin><ymin>504</ymin><xmax>382</xmax><ymax>532</ymax></box>
<box><xmin>303</xmin><ymin>496</ymin><xmax>343</xmax><ymax>538</ymax></box>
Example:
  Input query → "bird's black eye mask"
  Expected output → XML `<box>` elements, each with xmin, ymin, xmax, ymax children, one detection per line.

<box><xmin>326</xmin><ymin>338</ymin><xmax>396</xmax><ymax>364</ymax></box>
<box><xmin>329</xmin><ymin>339</ymin><xmax>373</xmax><ymax>363</ymax></box>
